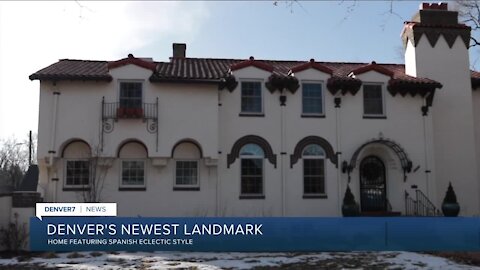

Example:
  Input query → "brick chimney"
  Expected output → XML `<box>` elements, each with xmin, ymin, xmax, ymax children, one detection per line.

<box><xmin>172</xmin><ymin>43</ymin><xmax>186</xmax><ymax>58</ymax></box>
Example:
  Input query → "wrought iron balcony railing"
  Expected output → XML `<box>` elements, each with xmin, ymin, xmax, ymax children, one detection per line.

<box><xmin>100</xmin><ymin>97</ymin><xmax>159</xmax><ymax>151</ymax></box>
<box><xmin>102</xmin><ymin>100</ymin><xmax>158</xmax><ymax>120</ymax></box>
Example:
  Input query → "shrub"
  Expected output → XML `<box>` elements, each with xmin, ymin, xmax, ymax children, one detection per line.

<box><xmin>443</xmin><ymin>182</ymin><xmax>458</xmax><ymax>204</ymax></box>
<box><xmin>0</xmin><ymin>213</ymin><xmax>28</xmax><ymax>253</ymax></box>
<box><xmin>343</xmin><ymin>185</ymin><xmax>356</xmax><ymax>205</ymax></box>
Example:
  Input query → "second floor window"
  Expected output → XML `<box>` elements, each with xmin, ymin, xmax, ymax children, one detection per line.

<box><xmin>241</xmin><ymin>81</ymin><xmax>262</xmax><ymax>114</ymax></box>
<box><xmin>302</xmin><ymin>83</ymin><xmax>323</xmax><ymax>115</ymax></box>
<box><xmin>120</xmin><ymin>82</ymin><xmax>142</xmax><ymax>109</ymax></box>
<box><xmin>363</xmin><ymin>84</ymin><xmax>384</xmax><ymax>116</ymax></box>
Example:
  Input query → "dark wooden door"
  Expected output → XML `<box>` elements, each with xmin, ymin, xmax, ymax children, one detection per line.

<box><xmin>360</xmin><ymin>156</ymin><xmax>387</xmax><ymax>212</ymax></box>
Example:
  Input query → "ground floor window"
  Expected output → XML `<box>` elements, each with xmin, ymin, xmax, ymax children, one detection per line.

<box><xmin>65</xmin><ymin>160</ymin><xmax>90</xmax><ymax>186</ymax></box>
<box><xmin>121</xmin><ymin>160</ymin><xmax>145</xmax><ymax>186</ymax></box>
<box><xmin>302</xmin><ymin>144</ymin><xmax>326</xmax><ymax>195</ymax></box>
<box><xmin>241</xmin><ymin>158</ymin><xmax>263</xmax><ymax>194</ymax></box>
<box><xmin>303</xmin><ymin>159</ymin><xmax>325</xmax><ymax>194</ymax></box>
<box><xmin>240</xmin><ymin>143</ymin><xmax>264</xmax><ymax>195</ymax></box>
<box><xmin>175</xmin><ymin>160</ymin><xmax>198</xmax><ymax>186</ymax></box>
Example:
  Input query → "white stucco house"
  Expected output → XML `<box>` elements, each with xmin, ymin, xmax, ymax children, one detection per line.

<box><xmin>25</xmin><ymin>3</ymin><xmax>480</xmax><ymax>217</ymax></box>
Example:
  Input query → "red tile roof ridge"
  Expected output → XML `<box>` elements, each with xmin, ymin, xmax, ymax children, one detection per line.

<box><xmin>54</xmin><ymin>57</ymin><xmax>406</xmax><ymax>67</ymax></box>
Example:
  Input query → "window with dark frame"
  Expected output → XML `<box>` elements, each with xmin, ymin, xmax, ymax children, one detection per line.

<box><xmin>120</xmin><ymin>82</ymin><xmax>142</xmax><ymax>109</ymax></box>
<box><xmin>363</xmin><ymin>84</ymin><xmax>384</xmax><ymax>116</ymax></box>
<box><xmin>175</xmin><ymin>161</ymin><xmax>198</xmax><ymax>186</ymax></box>
<box><xmin>121</xmin><ymin>160</ymin><xmax>145</xmax><ymax>186</ymax></box>
<box><xmin>66</xmin><ymin>160</ymin><xmax>90</xmax><ymax>186</ymax></box>
<box><xmin>240</xmin><ymin>144</ymin><xmax>264</xmax><ymax>195</ymax></box>
<box><xmin>241</xmin><ymin>82</ymin><xmax>262</xmax><ymax>113</ymax></box>
<box><xmin>304</xmin><ymin>159</ymin><xmax>325</xmax><ymax>194</ymax></box>
<box><xmin>302</xmin><ymin>144</ymin><xmax>326</xmax><ymax>195</ymax></box>
<box><xmin>302</xmin><ymin>83</ymin><xmax>323</xmax><ymax>115</ymax></box>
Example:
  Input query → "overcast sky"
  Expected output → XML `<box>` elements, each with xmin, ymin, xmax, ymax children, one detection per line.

<box><xmin>0</xmin><ymin>1</ymin><xmax>478</xmax><ymax>140</ymax></box>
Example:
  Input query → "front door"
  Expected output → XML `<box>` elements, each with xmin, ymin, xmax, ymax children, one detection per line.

<box><xmin>360</xmin><ymin>156</ymin><xmax>387</xmax><ymax>212</ymax></box>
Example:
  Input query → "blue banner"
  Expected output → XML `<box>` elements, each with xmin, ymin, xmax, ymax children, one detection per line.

<box><xmin>30</xmin><ymin>217</ymin><xmax>480</xmax><ymax>251</ymax></box>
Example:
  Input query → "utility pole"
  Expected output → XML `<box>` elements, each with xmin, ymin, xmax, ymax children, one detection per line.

<box><xmin>29</xmin><ymin>130</ymin><xmax>32</xmax><ymax>166</ymax></box>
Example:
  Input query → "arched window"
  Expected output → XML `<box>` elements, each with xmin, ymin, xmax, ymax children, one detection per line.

<box><xmin>302</xmin><ymin>144</ymin><xmax>326</xmax><ymax>195</ymax></box>
<box><xmin>118</xmin><ymin>141</ymin><xmax>147</xmax><ymax>189</ymax></box>
<box><xmin>62</xmin><ymin>140</ymin><xmax>91</xmax><ymax>188</ymax></box>
<box><xmin>173</xmin><ymin>141</ymin><xmax>201</xmax><ymax>189</ymax></box>
<box><xmin>240</xmin><ymin>143</ymin><xmax>264</xmax><ymax>195</ymax></box>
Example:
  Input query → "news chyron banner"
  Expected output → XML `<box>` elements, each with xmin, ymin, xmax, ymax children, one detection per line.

<box><xmin>32</xmin><ymin>203</ymin><xmax>480</xmax><ymax>251</ymax></box>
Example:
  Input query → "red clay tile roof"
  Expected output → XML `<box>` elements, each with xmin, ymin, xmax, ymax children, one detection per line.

<box><xmin>107</xmin><ymin>54</ymin><xmax>157</xmax><ymax>72</ymax></box>
<box><xmin>290</xmin><ymin>59</ymin><xmax>333</xmax><ymax>75</ymax></box>
<box><xmin>29</xmin><ymin>59</ymin><xmax>112</xmax><ymax>81</ymax></box>
<box><xmin>350</xmin><ymin>61</ymin><xmax>394</xmax><ymax>78</ymax></box>
<box><xmin>29</xmin><ymin>56</ymin><xmax>461</xmax><ymax>89</ymax></box>
<box><xmin>230</xmin><ymin>56</ymin><xmax>274</xmax><ymax>73</ymax></box>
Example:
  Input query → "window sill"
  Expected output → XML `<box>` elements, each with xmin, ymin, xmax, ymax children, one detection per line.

<box><xmin>303</xmin><ymin>194</ymin><xmax>327</xmax><ymax>199</ymax></box>
<box><xmin>301</xmin><ymin>114</ymin><xmax>325</xmax><ymax>118</ymax></box>
<box><xmin>239</xmin><ymin>195</ymin><xmax>265</xmax><ymax>200</ymax></box>
<box><xmin>238</xmin><ymin>113</ymin><xmax>265</xmax><ymax>117</ymax></box>
<box><xmin>119</xmin><ymin>187</ymin><xmax>146</xmax><ymax>191</ymax></box>
<box><xmin>173</xmin><ymin>187</ymin><xmax>200</xmax><ymax>191</ymax></box>
<box><xmin>63</xmin><ymin>187</ymin><xmax>90</xmax><ymax>191</ymax></box>
<box><xmin>363</xmin><ymin>115</ymin><xmax>386</xmax><ymax>119</ymax></box>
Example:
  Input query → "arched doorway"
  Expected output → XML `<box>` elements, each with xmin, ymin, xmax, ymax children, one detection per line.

<box><xmin>360</xmin><ymin>156</ymin><xmax>387</xmax><ymax>212</ymax></box>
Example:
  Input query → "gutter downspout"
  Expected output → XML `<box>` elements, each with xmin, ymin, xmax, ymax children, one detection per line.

<box><xmin>335</xmin><ymin>97</ymin><xmax>342</xmax><ymax>216</ymax></box>
<box><xmin>50</xmin><ymin>90</ymin><xmax>60</xmax><ymax>202</ymax></box>
<box><xmin>216</xmin><ymin>90</ymin><xmax>221</xmax><ymax>216</ymax></box>
<box><xmin>280</xmin><ymin>91</ymin><xmax>287</xmax><ymax>216</ymax></box>
<box><xmin>422</xmin><ymin>100</ymin><xmax>430</xmax><ymax>200</ymax></box>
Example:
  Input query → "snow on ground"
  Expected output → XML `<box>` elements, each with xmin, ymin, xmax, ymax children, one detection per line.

<box><xmin>0</xmin><ymin>251</ymin><xmax>477</xmax><ymax>269</ymax></box>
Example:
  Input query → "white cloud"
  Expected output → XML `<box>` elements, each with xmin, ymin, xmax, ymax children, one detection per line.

<box><xmin>0</xmin><ymin>1</ymin><xmax>209</xmax><ymax>139</ymax></box>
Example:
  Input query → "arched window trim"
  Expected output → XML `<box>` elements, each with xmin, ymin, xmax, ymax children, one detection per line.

<box><xmin>60</xmin><ymin>139</ymin><xmax>91</xmax><ymax>158</ymax></box>
<box><xmin>61</xmin><ymin>139</ymin><xmax>92</xmax><ymax>190</ymax></box>
<box><xmin>291</xmin><ymin>136</ymin><xmax>337</xmax><ymax>168</ymax></box>
<box><xmin>171</xmin><ymin>139</ymin><xmax>203</xmax><ymax>159</ymax></box>
<box><xmin>227</xmin><ymin>135</ymin><xmax>277</xmax><ymax>168</ymax></box>
<box><xmin>117</xmin><ymin>139</ymin><xmax>148</xmax><ymax>158</ymax></box>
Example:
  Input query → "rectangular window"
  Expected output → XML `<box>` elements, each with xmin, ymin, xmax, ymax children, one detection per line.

<box><xmin>303</xmin><ymin>159</ymin><xmax>325</xmax><ymax>194</ymax></box>
<box><xmin>241</xmin><ymin>158</ymin><xmax>263</xmax><ymax>194</ymax></box>
<box><xmin>241</xmin><ymin>82</ymin><xmax>262</xmax><ymax>113</ymax></box>
<box><xmin>302</xmin><ymin>83</ymin><xmax>323</xmax><ymax>115</ymax></box>
<box><xmin>175</xmin><ymin>161</ymin><xmax>198</xmax><ymax>186</ymax></box>
<box><xmin>121</xmin><ymin>160</ymin><xmax>145</xmax><ymax>186</ymax></box>
<box><xmin>363</xmin><ymin>84</ymin><xmax>384</xmax><ymax>116</ymax></box>
<box><xmin>66</xmin><ymin>160</ymin><xmax>90</xmax><ymax>186</ymax></box>
<box><xmin>120</xmin><ymin>82</ymin><xmax>142</xmax><ymax>109</ymax></box>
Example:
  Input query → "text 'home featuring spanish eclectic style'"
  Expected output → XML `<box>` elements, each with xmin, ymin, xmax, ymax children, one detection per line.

<box><xmin>28</xmin><ymin>3</ymin><xmax>480</xmax><ymax>217</ymax></box>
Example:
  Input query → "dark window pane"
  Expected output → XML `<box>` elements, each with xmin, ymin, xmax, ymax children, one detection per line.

<box><xmin>120</xmin><ymin>82</ymin><xmax>142</xmax><ymax>109</ymax></box>
<box><xmin>66</xmin><ymin>160</ymin><xmax>90</xmax><ymax>186</ymax></box>
<box><xmin>176</xmin><ymin>161</ymin><xmax>198</xmax><ymax>186</ymax></box>
<box><xmin>303</xmin><ymin>159</ymin><xmax>325</xmax><ymax>194</ymax></box>
<box><xmin>121</xmin><ymin>160</ymin><xmax>145</xmax><ymax>186</ymax></box>
<box><xmin>302</xmin><ymin>83</ymin><xmax>323</xmax><ymax>114</ymax></box>
<box><xmin>241</xmin><ymin>82</ymin><xmax>262</xmax><ymax>113</ymax></box>
<box><xmin>363</xmin><ymin>85</ymin><xmax>383</xmax><ymax>115</ymax></box>
<box><xmin>241</xmin><ymin>158</ymin><xmax>263</xmax><ymax>194</ymax></box>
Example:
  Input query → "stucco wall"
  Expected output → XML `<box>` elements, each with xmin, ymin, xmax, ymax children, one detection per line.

<box><xmin>35</xmin><ymin>60</ymin><xmax>454</xmax><ymax>217</ymax></box>
<box><xmin>406</xmin><ymin>35</ymin><xmax>480</xmax><ymax>215</ymax></box>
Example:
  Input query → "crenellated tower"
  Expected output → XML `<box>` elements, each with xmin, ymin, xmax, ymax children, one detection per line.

<box><xmin>403</xmin><ymin>3</ymin><xmax>479</xmax><ymax>215</ymax></box>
